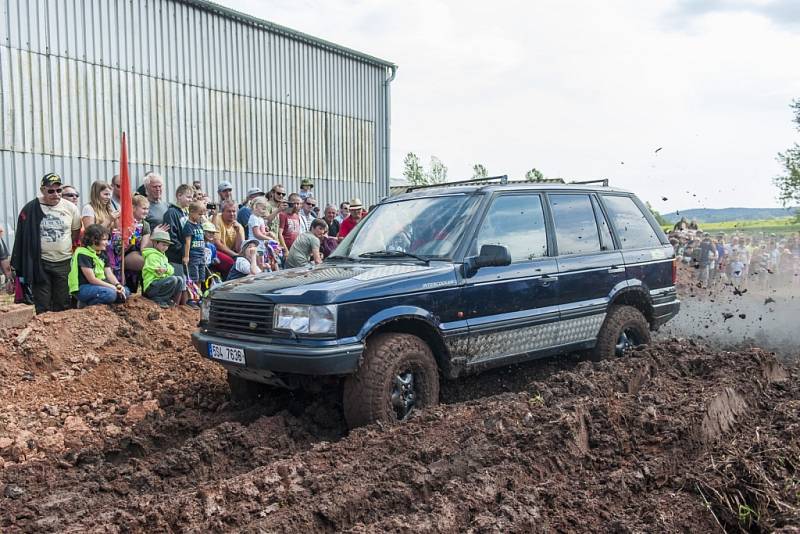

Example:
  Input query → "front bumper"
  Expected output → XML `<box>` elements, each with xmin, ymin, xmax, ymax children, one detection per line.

<box><xmin>191</xmin><ymin>330</ymin><xmax>364</xmax><ymax>375</ymax></box>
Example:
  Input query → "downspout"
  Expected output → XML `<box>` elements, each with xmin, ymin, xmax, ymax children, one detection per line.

<box><xmin>383</xmin><ymin>65</ymin><xmax>398</xmax><ymax>198</ymax></box>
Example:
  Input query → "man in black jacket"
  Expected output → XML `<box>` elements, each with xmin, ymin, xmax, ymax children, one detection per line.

<box><xmin>12</xmin><ymin>173</ymin><xmax>81</xmax><ymax>313</ymax></box>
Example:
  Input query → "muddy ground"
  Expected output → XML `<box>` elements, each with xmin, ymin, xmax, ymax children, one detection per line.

<box><xmin>1</xmin><ymin>268</ymin><xmax>799</xmax><ymax>532</ymax></box>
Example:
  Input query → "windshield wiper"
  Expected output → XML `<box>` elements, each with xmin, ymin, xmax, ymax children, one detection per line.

<box><xmin>358</xmin><ymin>250</ymin><xmax>430</xmax><ymax>264</ymax></box>
<box><xmin>326</xmin><ymin>255</ymin><xmax>360</xmax><ymax>262</ymax></box>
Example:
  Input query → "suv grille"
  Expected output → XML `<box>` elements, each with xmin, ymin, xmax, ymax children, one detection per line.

<box><xmin>208</xmin><ymin>299</ymin><xmax>274</xmax><ymax>337</ymax></box>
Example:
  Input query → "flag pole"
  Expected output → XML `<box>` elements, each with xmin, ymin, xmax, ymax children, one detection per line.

<box><xmin>119</xmin><ymin>132</ymin><xmax>133</xmax><ymax>289</ymax></box>
<box><xmin>120</xmin><ymin>133</ymin><xmax>126</xmax><ymax>286</ymax></box>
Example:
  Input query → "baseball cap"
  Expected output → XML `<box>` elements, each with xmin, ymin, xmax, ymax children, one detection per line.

<box><xmin>202</xmin><ymin>221</ymin><xmax>218</xmax><ymax>233</ymax></box>
<box><xmin>41</xmin><ymin>172</ymin><xmax>62</xmax><ymax>187</ymax></box>
<box><xmin>247</xmin><ymin>186</ymin><xmax>265</xmax><ymax>197</ymax></box>
<box><xmin>217</xmin><ymin>180</ymin><xmax>233</xmax><ymax>193</ymax></box>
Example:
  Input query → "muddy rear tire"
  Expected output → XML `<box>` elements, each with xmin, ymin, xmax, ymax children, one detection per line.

<box><xmin>343</xmin><ymin>333</ymin><xmax>440</xmax><ymax>429</ymax></box>
<box><xmin>227</xmin><ymin>372</ymin><xmax>264</xmax><ymax>403</ymax></box>
<box><xmin>590</xmin><ymin>305</ymin><xmax>651</xmax><ymax>361</ymax></box>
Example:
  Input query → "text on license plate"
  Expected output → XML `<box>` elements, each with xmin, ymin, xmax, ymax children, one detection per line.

<box><xmin>208</xmin><ymin>343</ymin><xmax>246</xmax><ymax>365</ymax></box>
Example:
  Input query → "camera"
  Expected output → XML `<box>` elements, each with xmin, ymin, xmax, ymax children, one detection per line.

<box><xmin>206</xmin><ymin>203</ymin><xmax>217</xmax><ymax>210</ymax></box>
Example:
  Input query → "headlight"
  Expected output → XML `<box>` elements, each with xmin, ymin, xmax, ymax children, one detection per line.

<box><xmin>273</xmin><ymin>304</ymin><xmax>337</xmax><ymax>335</ymax></box>
<box><xmin>200</xmin><ymin>299</ymin><xmax>211</xmax><ymax>322</ymax></box>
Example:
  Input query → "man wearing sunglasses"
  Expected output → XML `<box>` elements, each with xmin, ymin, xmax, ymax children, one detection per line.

<box><xmin>278</xmin><ymin>193</ymin><xmax>303</xmax><ymax>255</ymax></box>
<box><xmin>264</xmin><ymin>184</ymin><xmax>287</xmax><ymax>238</ymax></box>
<box><xmin>298</xmin><ymin>196</ymin><xmax>318</xmax><ymax>233</ymax></box>
<box><xmin>110</xmin><ymin>174</ymin><xmax>122</xmax><ymax>211</ymax></box>
<box><xmin>11</xmin><ymin>172</ymin><xmax>81</xmax><ymax>313</ymax></box>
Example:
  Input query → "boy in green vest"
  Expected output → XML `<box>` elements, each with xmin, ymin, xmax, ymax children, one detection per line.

<box><xmin>69</xmin><ymin>224</ymin><xmax>130</xmax><ymax>307</ymax></box>
<box><xmin>142</xmin><ymin>230</ymin><xmax>186</xmax><ymax>308</ymax></box>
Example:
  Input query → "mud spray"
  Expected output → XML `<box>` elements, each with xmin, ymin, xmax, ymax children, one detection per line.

<box><xmin>658</xmin><ymin>264</ymin><xmax>800</xmax><ymax>361</ymax></box>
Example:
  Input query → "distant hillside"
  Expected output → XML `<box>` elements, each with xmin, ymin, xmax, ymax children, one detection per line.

<box><xmin>663</xmin><ymin>207</ymin><xmax>798</xmax><ymax>224</ymax></box>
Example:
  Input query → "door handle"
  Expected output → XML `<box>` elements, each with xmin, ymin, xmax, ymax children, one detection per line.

<box><xmin>608</xmin><ymin>266</ymin><xmax>626</xmax><ymax>274</ymax></box>
<box><xmin>538</xmin><ymin>274</ymin><xmax>558</xmax><ymax>285</ymax></box>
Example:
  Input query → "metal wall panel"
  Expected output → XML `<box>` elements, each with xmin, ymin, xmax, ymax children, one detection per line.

<box><xmin>0</xmin><ymin>0</ymin><xmax>395</xmax><ymax>239</ymax></box>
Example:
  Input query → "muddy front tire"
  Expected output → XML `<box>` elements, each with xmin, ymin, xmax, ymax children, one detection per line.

<box><xmin>343</xmin><ymin>333</ymin><xmax>440</xmax><ymax>429</ymax></box>
<box><xmin>590</xmin><ymin>305</ymin><xmax>651</xmax><ymax>361</ymax></box>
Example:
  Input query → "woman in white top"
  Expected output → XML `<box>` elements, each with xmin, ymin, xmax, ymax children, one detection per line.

<box><xmin>82</xmin><ymin>180</ymin><xmax>122</xmax><ymax>279</ymax></box>
<box><xmin>81</xmin><ymin>181</ymin><xmax>119</xmax><ymax>230</ymax></box>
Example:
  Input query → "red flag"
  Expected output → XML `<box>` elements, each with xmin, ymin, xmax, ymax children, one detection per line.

<box><xmin>119</xmin><ymin>132</ymin><xmax>133</xmax><ymax>244</ymax></box>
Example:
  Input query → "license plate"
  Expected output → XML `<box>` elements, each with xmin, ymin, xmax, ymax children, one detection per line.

<box><xmin>208</xmin><ymin>343</ymin><xmax>246</xmax><ymax>365</ymax></box>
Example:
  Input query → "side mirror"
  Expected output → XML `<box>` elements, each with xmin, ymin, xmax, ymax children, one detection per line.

<box><xmin>464</xmin><ymin>244</ymin><xmax>511</xmax><ymax>277</ymax></box>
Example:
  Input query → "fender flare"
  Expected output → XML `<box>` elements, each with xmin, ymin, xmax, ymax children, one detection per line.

<box><xmin>356</xmin><ymin>305</ymin><xmax>441</xmax><ymax>341</ymax></box>
<box><xmin>608</xmin><ymin>281</ymin><xmax>654</xmax><ymax>320</ymax></box>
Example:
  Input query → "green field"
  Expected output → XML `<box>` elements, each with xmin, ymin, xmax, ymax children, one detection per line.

<box><xmin>662</xmin><ymin>217</ymin><xmax>800</xmax><ymax>235</ymax></box>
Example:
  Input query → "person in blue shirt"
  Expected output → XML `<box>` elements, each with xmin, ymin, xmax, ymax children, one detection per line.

<box><xmin>181</xmin><ymin>201</ymin><xmax>206</xmax><ymax>287</ymax></box>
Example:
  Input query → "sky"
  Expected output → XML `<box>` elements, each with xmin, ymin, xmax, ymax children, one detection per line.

<box><xmin>217</xmin><ymin>0</ymin><xmax>800</xmax><ymax>213</ymax></box>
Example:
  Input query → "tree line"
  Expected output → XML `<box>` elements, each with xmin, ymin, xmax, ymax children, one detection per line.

<box><xmin>401</xmin><ymin>153</ymin><xmax>546</xmax><ymax>186</ymax></box>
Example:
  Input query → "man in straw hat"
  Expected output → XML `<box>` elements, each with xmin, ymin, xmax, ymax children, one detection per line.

<box><xmin>141</xmin><ymin>230</ymin><xmax>186</xmax><ymax>308</ymax></box>
<box><xmin>337</xmin><ymin>198</ymin><xmax>365</xmax><ymax>241</ymax></box>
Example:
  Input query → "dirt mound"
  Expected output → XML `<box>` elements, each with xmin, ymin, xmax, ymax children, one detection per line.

<box><xmin>1</xmin><ymin>317</ymin><xmax>798</xmax><ymax>532</ymax></box>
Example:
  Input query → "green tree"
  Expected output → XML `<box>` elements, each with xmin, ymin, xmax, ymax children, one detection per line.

<box><xmin>403</xmin><ymin>152</ymin><xmax>426</xmax><ymax>186</ymax></box>
<box><xmin>774</xmin><ymin>99</ymin><xmax>800</xmax><ymax>207</ymax></box>
<box><xmin>427</xmin><ymin>156</ymin><xmax>448</xmax><ymax>184</ymax></box>
<box><xmin>525</xmin><ymin>168</ymin><xmax>545</xmax><ymax>181</ymax></box>
<box><xmin>646</xmin><ymin>201</ymin><xmax>670</xmax><ymax>226</ymax></box>
<box><xmin>472</xmin><ymin>163</ymin><xmax>488</xmax><ymax>179</ymax></box>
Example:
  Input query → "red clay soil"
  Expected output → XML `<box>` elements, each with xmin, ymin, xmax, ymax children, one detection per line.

<box><xmin>0</xmin><ymin>297</ymin><xmax>799</xmax><ymax>532</ymax></box>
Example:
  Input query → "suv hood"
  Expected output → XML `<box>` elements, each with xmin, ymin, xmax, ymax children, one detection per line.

<box><xmin>210</xmin><ymin>261</ymin><xmax>458</xmax><ymax>304</ymax></box>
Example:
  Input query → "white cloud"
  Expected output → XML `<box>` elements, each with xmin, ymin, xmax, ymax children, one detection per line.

<box><xmin>218</xmin><ymin>0</ymin><xmax>800</xmax><ymax>211</ymax></box>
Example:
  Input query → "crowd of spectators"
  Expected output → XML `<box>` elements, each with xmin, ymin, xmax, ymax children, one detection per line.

<box><xmin>668</xmin><ymin>219</ymin><xmax>800</xmax><ymax>293</ymax></box>
<box><xmin>4</xmin><ymin>172</ymin><xmax>368</xmax><ymax>313</ymax></box>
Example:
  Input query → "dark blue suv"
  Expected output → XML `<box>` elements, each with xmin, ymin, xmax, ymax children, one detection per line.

<box><xmin>192</xmin><ymin>180</ymin><xmax>680</xmax><ymax>428</ymax></box>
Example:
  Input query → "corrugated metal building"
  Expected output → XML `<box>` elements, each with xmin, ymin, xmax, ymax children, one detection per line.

<box><xmin>0</xmin><ymin>0</ymin><xmax>396</xmax><ymax>238</ymax></box>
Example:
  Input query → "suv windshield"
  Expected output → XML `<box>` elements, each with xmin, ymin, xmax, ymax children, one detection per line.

<box><xmin>330</xmin><ymin>194</ymin><xmax>481</xmax><ymax>261</ymax></box>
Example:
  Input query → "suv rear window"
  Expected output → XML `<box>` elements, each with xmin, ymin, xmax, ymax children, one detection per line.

<box><xmin>549</xmin><ymin>194</ymin><xmax>602</xmax><ymax>255</ymax></box>
<box><xmin>601</xmin><ymin>195</ymin><xmax>662</xmax><ymax>250</ymax></box>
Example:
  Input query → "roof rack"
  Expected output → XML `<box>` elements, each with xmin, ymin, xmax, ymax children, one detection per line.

<box><xmin>401</xmin><ymin>175</ymin><xmax>509</xmax><ymax>193</ymax></box>
<box><xmin>570</xmin><ymin>178</ymin><xmax>609</xmax><ymax>186</ymax></box>
<box><xmin>401</xmin><ymin>174</ymin><xmax>574</xmax><ymax>193</ymax></box>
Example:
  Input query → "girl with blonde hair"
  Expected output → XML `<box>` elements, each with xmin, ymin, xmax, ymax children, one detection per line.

<box><xmin>81</xmin><ymin>181</ymin><xmax>118</xmax><ymax>229</ymax></box>
<box><xmin>81</xmin><ymin>180</ymin><xmax>122</xmax><ymax>280</ymax></box>
<box><xmin>248</xmin><ymin>196</ymin><xmax>276</xmax><ymax>244</ymax></box>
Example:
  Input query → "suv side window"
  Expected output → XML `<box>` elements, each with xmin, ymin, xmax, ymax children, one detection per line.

<box><xmin>601</xmin><ymin>195</ymin><xmax>662</xmax><ymax>249</ymax></box>
<box><xmin>473</xmin><ymin>194</ymin><xmax>548</xmax><ymax>261</ymax></box>
<box><xmin>549</xmin><ymin>194</ymin><xmax>602</xmax><ymax>255</ymax></box>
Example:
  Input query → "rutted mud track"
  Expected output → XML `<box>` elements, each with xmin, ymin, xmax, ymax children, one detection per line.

<box><xmin>1</xmin><ymin>298</ymin><xmax>799</xmax><ymax>532</ymax></box>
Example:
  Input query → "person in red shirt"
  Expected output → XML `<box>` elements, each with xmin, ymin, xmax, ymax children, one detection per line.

<box><xmin>337</xmin><ymin>198</ymin><xmax>366</xmax><ymax>241</ymax></box>
<box><xmin>279</xmin><ymin>193</ymin><xmax>302</xmax><ymax>253</ymax></box>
